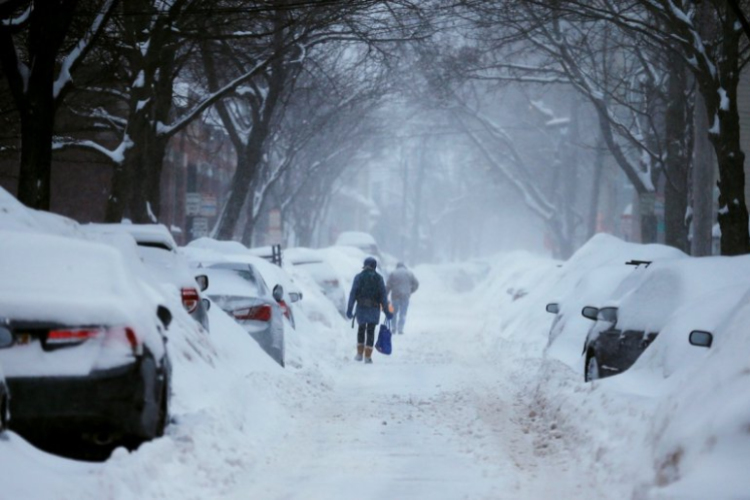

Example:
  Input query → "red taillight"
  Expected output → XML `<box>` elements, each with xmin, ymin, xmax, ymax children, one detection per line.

<box><xmin>278</xmin><ymin>300</ymin><xmax>292</xmax><ymax>321</ymax></box>
<box><xmin>48</xmin><ymin>326</ymin><xmax>141</xmax><ymax>355</ymax></box>
<box><xmin>182</xmin><ymin>287</ymin><xmax>200</xmax><ymax>313</ymax></box>
<box><xmin>47</xmin><ymin>328</ymin><xmax>102</xmax><ymax>344</ymax></box>
<box><xmin>232</xmin><ymin>305</ymin><xmax>272</xmax><ymax>322</ymax></box>
<box><xmin>102</xmin><ymin>326</ymin><xmax>141</xmax><ymax>355</ymax></box>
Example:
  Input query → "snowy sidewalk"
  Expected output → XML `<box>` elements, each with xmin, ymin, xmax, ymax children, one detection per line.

<box><xmin>226</xmin><ymin>281</ymin><xmax>596</xmax><ymax>500</ymax></box>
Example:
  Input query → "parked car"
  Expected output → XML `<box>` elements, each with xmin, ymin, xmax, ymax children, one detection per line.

<box><xmin>285</xmin><ymin>247</ymin><xmax>346</xmax><ymax>316</ymax></box>
<box><xmin>245</xmin><ymin>254</ymin><xmax>303</xmax><ymax>328</ymax></box>
<box><xmin>0</xmin><ymin>324</ymin><xmax>11</xmax><ymax>432</ymax></box>
<box><xmin>198</xmin><ymin>260</ymin><xmax>286</xmax><ymax>366</ymax></box>
<box><xmin>0</xmin><ymin>231</ymin><xmax>173</xmax><ymax>448</ymax></box>
<box><xmin>86</xmin><ymin>223</ymin><xmax>210</xmax><ymax>331</ymax></box>
<box><xmin>334</xmin><ymin>231</ymin><xmax>392</xmax><ymax>276</ymax></box>
<box><xmin>579</xmin><ymin>256</ymin><xmax>750</xmax><ymax>381</ymax></box>
<box><xmin>184</xmin><ymin>241</ymin><xmax>302</xmax><ymax>328</ymax></box>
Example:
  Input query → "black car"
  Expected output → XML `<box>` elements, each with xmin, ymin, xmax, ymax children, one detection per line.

<box><xmin>580</xmin><ymin>306</ymin><xmax>657</xmax><ymax>381</ymax></box>
<box><xmin>0</xmin><ymin>323</ymin><xmax>11</xmax><ymax>432</ymax></box>
<box><xmin>0</xmin><ymin>231</ymin><xmax>174</xmax><ymax>450</ymax></box>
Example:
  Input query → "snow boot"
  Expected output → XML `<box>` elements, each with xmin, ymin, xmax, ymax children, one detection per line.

<box><xmin>354</xmin><ymin>344</ymin><xmax>364</xmax><ymax>362</ymax></box>
<box><xmin>364</xmin><ymin>347</ymin><xmax>373</xmax><ymax>364</ymax></box>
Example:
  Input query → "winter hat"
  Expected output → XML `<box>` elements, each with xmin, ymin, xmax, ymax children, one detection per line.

<box><xmin>363</xmin><ymin>257</ymin><xmax>377</xmax><ymax>269</ymax></box>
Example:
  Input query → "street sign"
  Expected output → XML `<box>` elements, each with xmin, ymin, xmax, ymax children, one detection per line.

<box><xmin>186</xmin><ymin>193</ymin><xmax>202</xmax><ymax>216</ymax></box>
<box><xmin>200</xmin><ymin>194</ymin><xmax>218</xmax><ymax>217</ymax></box>
<box><xmin>191</xmin><ymin>217</ymin><xmax>209</xmax><ymax>238</ymax></box>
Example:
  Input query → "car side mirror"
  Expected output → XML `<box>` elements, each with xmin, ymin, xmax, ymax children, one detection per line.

<box><xmin>195</xmin><ymin>274</ymin><xmax>209</xmax><ymax>292</ymax></box>
<box><xmin>581</xmin><ymin>306</ymin><xmax>599</xmax><ymax>320</ymax></box>
<box><xmin>201</xmin><ymin>298</ymin><xmax>211</xmax><ymax>311</ymax></box>
<box><xmin>689</xmin><ymin>330</ymin><xmax>713</xmax><ymax>348</ymax></box>
<box><xmin>0</xmin><ymin>325</ymin><xmax>13</xmax><ymax>348</ymax></box>
<box><xmin>157</xmin><ymin>305</ymin><xmax>173</xmax><ymax>329</ymax></box>
<box><xmin>546</xmin><ymin>303</ymin><xmax>560</xmax><ymax>314</ymax></box>
<box><xmin>272</xmin><ymin>284</ymin><xmax>284</xmax><ymax>302</ymax></box>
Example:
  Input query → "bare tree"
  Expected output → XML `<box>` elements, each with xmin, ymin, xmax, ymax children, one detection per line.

<box><xmin>0</xmin><ymin>0</ymin><xmax>117</xmax><ymax>210</ymax></box>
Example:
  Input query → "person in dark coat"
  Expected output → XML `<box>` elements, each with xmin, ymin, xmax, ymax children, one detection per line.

<box><xmin>347</xmin><ymin>256</ymin><xmax>392</xmax><ymax>364</ymax></box>
<box><xmin>386</xmin><ymin>262</ymin><xmax>419</xmax><ymax>335</ymax></box>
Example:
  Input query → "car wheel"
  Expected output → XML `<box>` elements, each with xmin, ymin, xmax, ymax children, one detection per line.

<box><xmin>585</xmin><ymin>354</ymin><xmax>600</xmax><ymax>382</ymax></box>
<box><xmin>0</xmin><ymin>394</ymin><xmax>7</xmax><ymax>432</ymax></box>
<box><xmin>155</xmin><ymin>380</ymin><xmax>169</xmax><ymax>437</ymax></box>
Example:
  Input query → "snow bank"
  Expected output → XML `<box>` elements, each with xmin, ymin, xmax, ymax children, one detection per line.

<box><xmin>468</xmin><ymin>234</ymin><xmax>749</xmax><ymax>498</ymax></box>
<box><xmin>0</xmin><ymin>189</ymin><xmax>348</xmax><ymax>498</ymax></box>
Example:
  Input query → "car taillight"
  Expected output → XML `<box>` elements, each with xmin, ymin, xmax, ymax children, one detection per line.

<box><xmin>232</xmin><ymin>305</ymin><xmax>272</xmax><ymax>322</ymax></box>
<box><xmin>102</xmin><ymin>326</ymin><xmax>142</xmax><ymax>356</ymax></box>
<box><xmin>181</xmin><ymin>287</ymin><xmax>200</xmax><ymax>313</ymax></box>
<box><xmin>47</xmin><ymin>328</ymin><xmax>103</xmax><ymax>344</ymax></box>
<box><xmin>48</xmin><ymin>327</ymin><xmax>141</xmax><ymax>355</ymax></box>
<box><xmin>278</xmin><ymin>300</ymin><xmax>292</xmax><ymax>321</ymax></box>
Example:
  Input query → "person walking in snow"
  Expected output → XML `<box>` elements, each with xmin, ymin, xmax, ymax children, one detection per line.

<box><xmin>347</xmin><ymin>257</ymin><xmax>392</xmax><ymax>364</ymax></box>
<box><xmin>386</xmin><ymin>262</ymin><xmax>419</xmax><ymax>335</ymax></box>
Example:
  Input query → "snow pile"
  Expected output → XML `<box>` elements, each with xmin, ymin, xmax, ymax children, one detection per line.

<box><xmin>646</xmin><ymin>289</ymin><xmax>750</xmax><ymax>498</ymax></box>
<box><xmin>0</xmin><ymin>189</ymin><xmax>347</xmax><ymax>498</ymax></box>
<box><xmin>467</xmin><ymin>234</ymin><xmax>750</xmax><ymax>498</ymax></box>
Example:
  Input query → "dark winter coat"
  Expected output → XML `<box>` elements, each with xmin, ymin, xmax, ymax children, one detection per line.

<box><xmin>347</xmin><ymin>268</ymin><xmax>389</xmax><ymax>325</ymax></box>
<box><xmin>386</xmin><ymin>266</ymin><xmax>419</xmax><ymax>300</ymax></box>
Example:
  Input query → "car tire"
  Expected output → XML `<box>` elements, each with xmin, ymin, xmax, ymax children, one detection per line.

<box><xmin>0</xmin><ymin>394</ymin><xmax>7</xmax><ymax>432</ymax></box>
<box><xmin>155</xmin><ymin>380</ymin><xmax>169</xmax><ymax>437</ymax></box>
<box><xmin>585</xmin><ymin>354</ymin><xmax>600</xmax><ymax>382</ymax></box>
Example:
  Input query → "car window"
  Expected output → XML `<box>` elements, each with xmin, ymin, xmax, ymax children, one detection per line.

<box><xmin>208</xmin><ymin>263</ymin><xmax>270</xmax><ymax>296</ymax></box>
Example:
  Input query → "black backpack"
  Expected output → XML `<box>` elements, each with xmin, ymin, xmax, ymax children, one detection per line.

<box><xmin>356</xmin><ymin>269</ymin><xmax>382</xmax><ymax>308</ymax></box>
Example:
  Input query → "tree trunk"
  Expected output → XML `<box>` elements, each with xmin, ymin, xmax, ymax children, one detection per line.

<box><xmin>701</xmin><ymin>9</ymin><xmax>750</xmax><ymax>255</ymax></box>
<box><xmin>691</xmin><ymin>92</ymin><xmax>714</xmax><ymax>256</ymax></box>
<box><xmin>588</xmin><ymin>133</ymin><xmax>605</xmax><ymax>239</ymax></box>
<box><xmin>10</xmin><ymin>1</ymin><xmax>77</xmax><ymax>210</ymax></box>
<box><xmin>410</xmin><ymin>138</ymin><xmax>427</xmax><ymax>263</ymax></box>
<box><xmin>663</xmin><ymin>54</ymin><xmax>690</xmax><ymax>252</ymax></box>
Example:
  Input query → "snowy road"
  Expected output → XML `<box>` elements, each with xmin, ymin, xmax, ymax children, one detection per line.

<box><xmin>227</xmin><ymin>282</ymin><xmax>597</xmax><ymax>500</ymax></box>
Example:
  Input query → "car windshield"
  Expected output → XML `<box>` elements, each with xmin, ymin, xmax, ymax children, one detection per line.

<box><xmin>207</xmin><ymin>263</ymin><xmax>269</xmax><ymax>296</ymax></box>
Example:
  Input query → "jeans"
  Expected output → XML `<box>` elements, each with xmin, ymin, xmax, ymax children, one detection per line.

<box><xmin>391</xmin><ymin>296</ymin><xmax>410</xmax><ymax>333</ymax></box>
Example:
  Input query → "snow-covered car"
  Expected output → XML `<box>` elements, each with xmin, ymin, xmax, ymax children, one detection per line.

<box><xmin>184</xmin><ymin>240</ymin><xmax>302</xmax><ymax>327</ymax></box>
<box><xmin>199</xmin><ymin>261</ymin><xmax>286</xmax><ymax>367</ymax></box>
<box><xmin>246</xmin><ymin>255</ymin><xmax>303</xmax><ymax>328</ymax></box>
<box><xmin>0</xmin><ymin>231</ymin><xmax>173</xmax><ymax>448</ymax></box>
<box><xmin>579</xmin><ymin>255</ymin><xmax>750</xmax><ymax>381</ymax></box>
<box><xmin>285</xmin><ymin>247</ymin><xmax>346</xmax><ymax>316</ymax></box>
<box><xmin>0</xmin><ymin>325</ymin><xmax>10</xmax><ymax>432</ymax></box>
<box><xmin>85</xmin><ymin>223</ymin><xmax>210</xmax><ymax>331</ymax></box>
<box><xmin>334</xmin><ymin>231</ymin><xmax>391</xmax><ymax>276</ymax></box>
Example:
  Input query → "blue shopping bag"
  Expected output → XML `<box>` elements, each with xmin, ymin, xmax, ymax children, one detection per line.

<box><xmin>375</xmin><ymin>320</ymin><xmax>392</xmax><ymax>355</ymax></box>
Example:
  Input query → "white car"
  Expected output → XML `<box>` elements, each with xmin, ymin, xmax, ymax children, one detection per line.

<box><xmin>85</xmin><ymin>223</ymin><xmax>210</xmax><ymax>331</ymax></box>
<box><xmin>0</xmin><ymin>231</ymin><xmax>173</xmax><ymax>449</ymax></box>
<box><xmin>285</xmin><ymin>247</ymin><xmax>346</xmax><ymax>316</ymax></box>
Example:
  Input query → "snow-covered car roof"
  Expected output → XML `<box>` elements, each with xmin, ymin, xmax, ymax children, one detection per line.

<box><xmin>183</xmin><ymin>240</ymin><xmax>302</xmax><ymax>301</ymax></box>
<box><xmin>86</xmin><ymin>223</ymin><xmax>178</xmax><ymax>251</ymax></box>
<box><xmin>85</xmin><ymin>223</ymin><xmax>202</xmax><ymax>290</ymax></box>
<box><xmin>0</xmin><ymin>230</ymin><xmax>163</xmax><ymax>336</ymax></box>
<box><xmin>334</xmin><ymin>231</ymin><xmax>378</xmax><ymax>248</ymax></box>
<box><xmin>0</xmin><ymin>187</ymin><xmax>84</xmax><ymax>237</ymax></box>
<box><xmin>605</xmin><ymin>255</ymin><xmax>750</xmax><ymax>334</ymax></box>
<box><xmin>186</xmin><ymin>237</ymin><xmax>248</xmax><ymax>255</ymax></box>
<box><xmin>284</xmin><ymin>247</ymin><xmax>326</xmax><ymax>265</ymax></box>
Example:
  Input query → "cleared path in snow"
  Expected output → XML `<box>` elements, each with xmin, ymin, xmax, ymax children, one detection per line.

<box><xmin>228</xmin><ymin>274</ymin><xmax>599</xmax><ymax>500</ymax></box>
